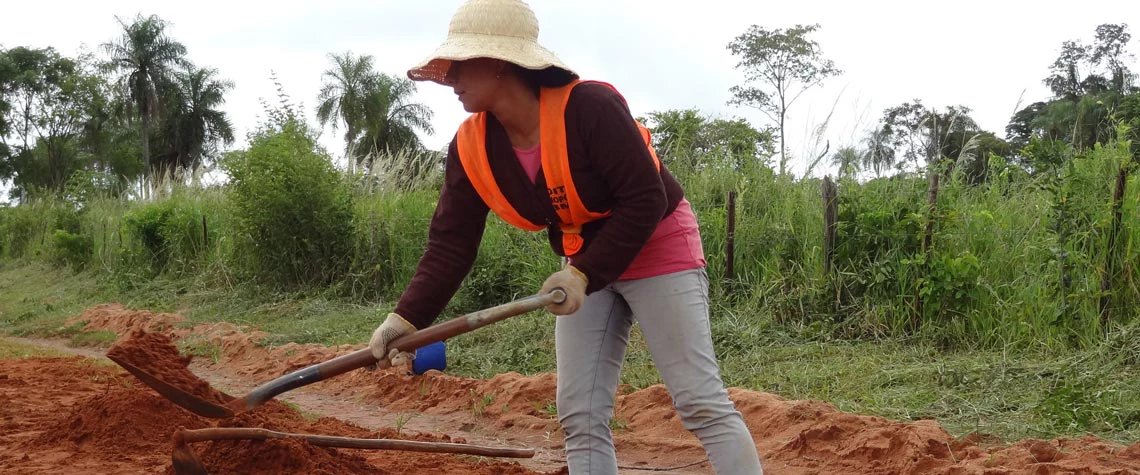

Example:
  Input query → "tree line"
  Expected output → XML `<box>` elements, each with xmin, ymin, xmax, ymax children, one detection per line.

<box><xmin>719</xmin><ymin>22</ymin><xmax>1138</xmax><ymax>183</ymax></box>
<box><xmin>2</xmin><ymin>15</ymin><xmax>1137</xmax><ymax>204</ymax></box>
<box><xmin>0</xmin><ymin>14</ymin><xmax>435</xmax><ymax>203</ymax></box>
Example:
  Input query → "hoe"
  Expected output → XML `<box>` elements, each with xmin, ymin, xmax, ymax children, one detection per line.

<box><xmin>170</xmin><ymin>427</ymin><xmax>536</xmax><ymax>475</ymax></box>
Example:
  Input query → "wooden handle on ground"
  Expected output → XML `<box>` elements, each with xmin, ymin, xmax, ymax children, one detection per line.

<box><xmin>175</xmin><ymin>428</ymin><xmax>535</xmax><ymax>458</ymax></box>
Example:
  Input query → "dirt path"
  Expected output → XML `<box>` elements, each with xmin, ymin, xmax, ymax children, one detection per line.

<box><xmin>6</xmin><ymin>335</ymin><xmax>581</xmax><ymax>473</ymax></box>
<box><xmin>6</xmin><ymin>303</ymin><xmax>1140</xmax><ymax>474</ymax></box>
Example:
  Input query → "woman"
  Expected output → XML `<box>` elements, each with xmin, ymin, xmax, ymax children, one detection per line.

<box><xmin>369</xmin><ymin>1</ymin><xmax>764</xmax><ymax>473</ymax></box>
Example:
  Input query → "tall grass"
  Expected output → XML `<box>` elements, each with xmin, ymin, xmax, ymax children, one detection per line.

<box><xmin>1</xmin><ymin>134</ymin><xmax>1137</xmax><ymax>350</ymax></box>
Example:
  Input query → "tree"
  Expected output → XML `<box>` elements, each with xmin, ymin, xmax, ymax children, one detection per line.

<box><xmin>727</xmin><ymin>23</ymin><xmax>841</xmax><ymax>176</ymax></box>
<box><xmin>353</xmin><ymin>73</ymin><xmax>433</xmax><ymax>171</ymax></box>
<box><xmin>103</xmin><ymin>14</ymin><xmax>188</xmax><ymax>191</ymax></box>
<box><xmin>1</xmin><ymin>47</ymin><xmax>73</xmax><ymax>152</ymax></box>
<box><xmin>156</xmin><ymin>65</ymin><xmax>234</xmax><ymax>176</ymax></box>
<box><xmin>0</xmin><ymin>47</ymin><xmax>12</xmax><ymax>164</ymax></box>
<box><xmin>316</xmin><ymin>52</ymin><xmax>378</xmax><ymax>174</ymax></box>
<box><xmin>1090</xmin><ymin>24</ymin><xmax>1135</xmax><ymax>92</ymax></box>
<box><xmin>1008</xmin><ymin>24</ymin><xmax>1136</xmax><ymax>159</ymax></box>
<box><xmin>1045</xmin><ymin>40</ymin><xmax>1092</xmax><ymax>99</ymax></box>
<box><xmin>875</xmin><ymin>100</ymin><xmax>978</xmax><ymax>171</ymax></box>
<box><xmin>830</xmin><ymin>146</ymin><xmax>860</xmax><ymax>179</ymax></box>
<box><xmin>860</xmin><ymin>128</ymin><xmax>896</xmax><ymax>178</ymax></box>
<box><xmin>0</xmin><ymin>47</ymin><xmax>108</xmax><ymax>198</ymax></box>
<box><xmin>1042</xmin><ymin>25</ymin><xmax>1135</xmax><ymax>99</ymax></box>
<box><xmin>871</xmin><ymin>100</ymin><xmax>1008</xmax><ymax>182</ymax></box>
<box><xmin>643</xmin><ymin>108</ymin><xmax>775</xmax><ymax>172</ymax></box>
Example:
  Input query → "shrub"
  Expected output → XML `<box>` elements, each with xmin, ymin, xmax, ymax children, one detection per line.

<box><xmin>123</xmin><ymin>201</ymin><xmax>175</xmax><ymax>271</ymax></box>
<box><xmin>222</xmin><ymin>117</ymin><xmax>354</xmax><ymax>288</ymax></box>
<box><xmin>49</xmin><ymin>229</ymin><xmax>93</xmax><ymax>270</ymax></box>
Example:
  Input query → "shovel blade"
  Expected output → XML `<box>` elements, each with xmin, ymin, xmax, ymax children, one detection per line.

<box><xmin>107</xmin><ymin>354</ymin><xmax>234</xmax><ymax>419</ymax></box>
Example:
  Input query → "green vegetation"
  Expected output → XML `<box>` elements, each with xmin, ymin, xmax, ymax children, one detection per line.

<box><xmin>2</xmin><ymin>15</ymin><xmax>1140</xmax><ymax>447</ymax></box>
<box><xmin>0</xmin><ymin>338</ymin><xmax>65</xmax><ymax>358</ymax></box>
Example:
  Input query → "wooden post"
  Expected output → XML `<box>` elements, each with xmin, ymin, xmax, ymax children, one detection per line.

<box><xmin>822</xmin><ymin>176</ymin><xmax>838</xmax><ymax>275</ymax></box>
<box><xmin>725</xmin><ymin>191</ymin><xmax>737</xmax><ymax>283</ymax></box>
<box><xmin>1099</xmin><ymin>167</ymin><xmax>1128</xmax><ymax>328</ymax></box>
<box><xmin>915</xmin><ymin>151</ymin><xmax>941</xmax><ymax>331</ymax></box>
<box><xmin>201</xmin><ymin>215</ymin><xmax>208</xmax><ymax>249</ymax></box>
<box><xmin>922</xmin><ymin>173</ymin><xmax>940</xmax><ymax>253</ymax></box>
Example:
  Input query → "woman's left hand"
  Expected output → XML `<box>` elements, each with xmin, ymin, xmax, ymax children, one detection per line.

<box><xmin>540</xmin><ymin>265</ymin><xmax>587</xmax><ymax>315</ymax></box>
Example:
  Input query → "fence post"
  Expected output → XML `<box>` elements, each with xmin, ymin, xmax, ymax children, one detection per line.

<box><xmin>201</xmin><ymin>215</ymin><xmax>209</xmax><ymax>249</ymax></box>
<box><xmin>914</xmin><ymin>168</ymin><xmax>941</xmax><ymax>331</ymax></box>
<box><xmin>822</xmin><ymin>176</ymin><xmax>838</xmax><ymax>275</ymax></box>
<box><xmin>1100</xmin><ymin>167</ymin><xmax>1128</xmax><ymax>328</ymax></box>
<box><xmin>725</xmin><ymin>191</ymin><xmax>736</xmax><ymax>283</ymax></box>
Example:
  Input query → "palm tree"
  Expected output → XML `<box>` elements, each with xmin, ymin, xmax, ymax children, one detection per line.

<box><xmin>160</xmin><ymin>66</ymin><xmax>235</xmax><ymax>176</ymax></box>
<box><xmin>354</xmin><ymin>73</ymin><xmax>434</xmax><ymax>171</ymax></box>
<box><xmin>829</xmin><ymin>146</ymin><xmax>860</xmax><ymax>179</ymax></box>
<box><xmin>316</xmin><ymin>52</ymin><xmax>378</xmax><ymax>174</ymax></box>
<box><xmin>102</xmin><ymin>14</ymin><xmax>187</xmax><ymax>193</ymax></box>
<box><xmin>860</xmin><ymin>128</ymin><xmax>896</xmax><ymax>177</ymax></box>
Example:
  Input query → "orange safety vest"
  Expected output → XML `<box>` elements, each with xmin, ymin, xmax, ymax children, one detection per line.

<box><xmin>456</xmin><ymin>80</ymin><xmax>661</xmax><ymax>256</ymax></box>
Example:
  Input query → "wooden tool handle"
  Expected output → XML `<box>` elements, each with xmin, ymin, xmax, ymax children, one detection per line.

<box><xmin>176</xmin><ymin>428</ymin><xmax>535</xmax><ymax>458</ymax></box>
<box><xmin>236</xmin><ymin>289</ymin><xmax>565</xmax><ymax>411</ymax></box>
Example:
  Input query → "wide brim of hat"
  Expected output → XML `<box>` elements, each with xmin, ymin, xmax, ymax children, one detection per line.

<box><xmin>407</xmin><ymin>33</ymin><xmax>574</xmax><ymax>84</ymax></box>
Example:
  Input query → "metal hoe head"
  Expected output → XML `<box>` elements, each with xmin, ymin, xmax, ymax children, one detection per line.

<box><xmin>171</xmin><ymin>432</ymin><xmax>209</xmax><ymax>475</ymax></box>
<box><xmin>106</xmin><ymin>354</ymin><xmax>235</xmax><ymax>419</ymax></box>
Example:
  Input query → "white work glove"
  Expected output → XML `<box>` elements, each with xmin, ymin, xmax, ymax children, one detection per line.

<box><xmin>369</xmin><ymin>313</ymin><xmax>416</xmax><ymax>369</ymax></box>
<box><xmin>540</xmin><ymin>265</ymin><xmax>588</xmax><ymax>315</ymax></box>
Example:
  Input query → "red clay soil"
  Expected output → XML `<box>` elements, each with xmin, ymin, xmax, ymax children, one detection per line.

<box><xmin>0</xmin><ymin>356</ymin><xmax>556</xmax><ymax>475</ymax></box>
<box><xmin>30</xmin><ymin>304</ymin><xmax>1140</xmax><ymax>474</ymax></box>
<box><xmin>106</xmin><ymin>329</ymin><xmax>234</xmax><ymax>405</ymax></box>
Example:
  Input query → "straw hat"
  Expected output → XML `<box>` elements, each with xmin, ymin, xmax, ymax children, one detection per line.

<box><xmin>407</xmin><ymin>0</ymin><xmax>574</xmax><ymax>84</ymax></box>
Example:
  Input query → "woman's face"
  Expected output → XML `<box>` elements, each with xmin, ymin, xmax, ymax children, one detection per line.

<box><xmin>444</xmin><ymin>58</ymin><xmax>505</xmax><ymax>113</ymax></box>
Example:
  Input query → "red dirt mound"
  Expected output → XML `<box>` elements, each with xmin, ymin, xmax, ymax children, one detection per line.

<box><xmin>0</xmin><ymin>355</ymin><xmax>556</xmax><ymax>475</ymax></box>
<box><xmin>72</xmin><ymin>303</ymin><xmax>184</xmax><ymax>333</ymax></box>
<box><xmin>28</xmin><ymin>387</ymin><xmax>210</xmax><ymax>453</ymax></box>
<box><xmin>175</xmin><ymin>437</ymin><xmax>385</xmax><ymax>475</ymax></box>
<box><xmin>182</xmin><ymin>438</ymin><xmax>546</xmax><ymax>475</ymax></box>
<box><xmin>106</xmin><ymin>329</ymin><xmax>234</xmax><ymax>405</ymax></box>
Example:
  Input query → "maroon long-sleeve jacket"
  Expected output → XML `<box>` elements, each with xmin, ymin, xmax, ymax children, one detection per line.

<box><xmin>394</xmin><ymin>82</ymin><xmax>685</xmax><ymax>329</ymax></box>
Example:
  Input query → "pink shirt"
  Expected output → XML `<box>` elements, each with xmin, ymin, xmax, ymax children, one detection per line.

<box><xmin>514</xmin><ymin>145</ymin><xmax>705</xmax><ymax>281</ymax></box>
<box><xmin>514</xmin><ymin>144</ymin><xmax>542</xmax><ymax>183</ymax></box>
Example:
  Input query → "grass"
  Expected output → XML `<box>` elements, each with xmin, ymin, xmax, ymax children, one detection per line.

<box><xmin>177</xmin><ymin>335</ymin><xmax>223</xmax><ymax>363</ymax></box>
<box><xmin>0</xmin><ymin>337</ymin><xmax>66</xmax><ymax>358</ymax></box>
<box><xmin>69</xmin><ymin>330</ymin><xmax>118</xmax><ymax>347</ymax></box>
<box><xmin>3</xmin><ymin>262</ymin><xmax>1139</xmax><ymax>444</ymax></box>
<box><xmin>393</xmin><ymin>412</ymin><xmax>418</xmax><ymax>435</ymax></box>
<box><xmin>0</xmin><ymin>141</ymin><xmax>1137</xmax><ymax>446</ymax></box>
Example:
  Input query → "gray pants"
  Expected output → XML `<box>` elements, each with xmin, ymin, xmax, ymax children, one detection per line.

<box><xmin>555</xmin><ymin>268</ymin><xmax>763</xmax><ymax>474</ymax></box>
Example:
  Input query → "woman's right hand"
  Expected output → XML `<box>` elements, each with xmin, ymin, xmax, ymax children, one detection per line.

<box><xmin>370</xmin><ymin>313</ymin><xmax>416</xmax><ymax>368</ymax></box>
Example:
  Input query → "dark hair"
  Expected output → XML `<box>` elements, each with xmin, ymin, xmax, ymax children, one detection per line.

<box><xmin>512</xmin><ymin>65</ymin><xmax>579</xmax><ymax>96</ymax></box>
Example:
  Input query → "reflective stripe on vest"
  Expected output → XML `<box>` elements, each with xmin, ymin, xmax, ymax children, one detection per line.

<box><xmin>456</xmin><ymin>80</ymin><xmax>661</xmax><ymax>256</ymax></box>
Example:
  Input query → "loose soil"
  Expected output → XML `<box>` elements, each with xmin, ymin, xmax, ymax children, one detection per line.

<box><xmin>2</xmin><ymin>303</ymin><xmax>1140</xmax><ymax>474</ymax></box>
<box><xmin>106</xmin><ymin>329</ymin><xmax>234</xmax><ymax>405</ymax></box>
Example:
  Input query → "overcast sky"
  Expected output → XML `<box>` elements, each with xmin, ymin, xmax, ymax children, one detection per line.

<box><xmin>4</xmin><ymin>0</ymin><xmax>1138</xmax><ymax>179</ymax></box>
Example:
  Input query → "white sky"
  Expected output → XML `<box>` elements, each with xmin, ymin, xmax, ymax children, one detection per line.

<box><xmin>3</xmin><ymin>0</ymin><xmax>1138</xmax><ymax>181</ymax></box>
